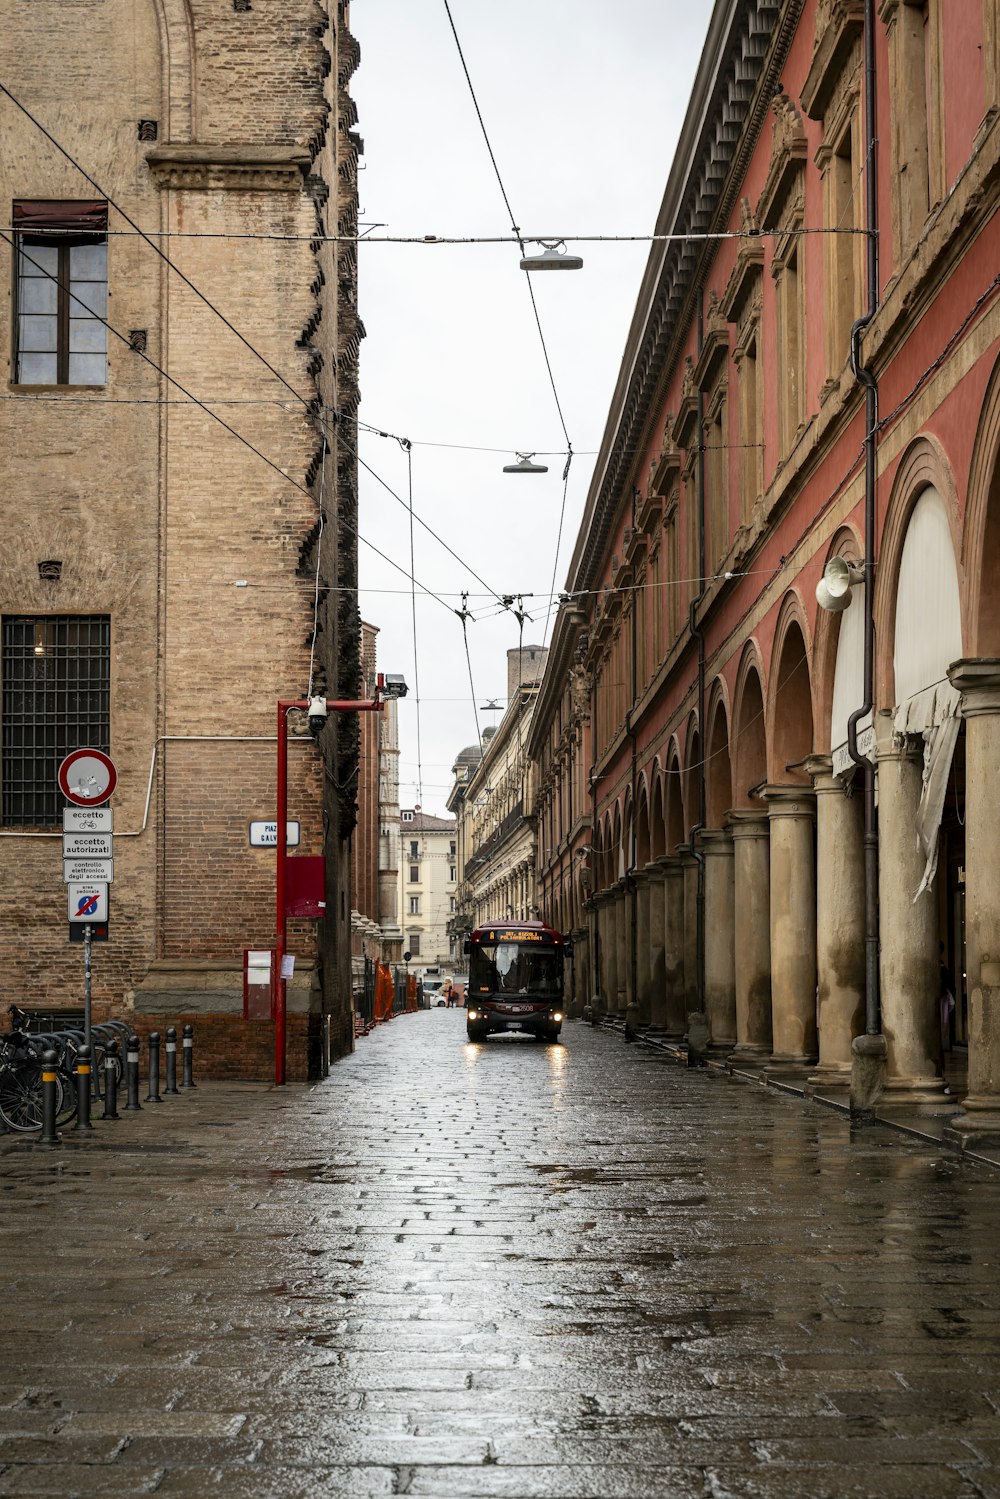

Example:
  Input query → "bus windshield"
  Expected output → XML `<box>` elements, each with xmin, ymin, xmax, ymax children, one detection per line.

<box><xmin>470</xmin><ymin>942</ymin><xmax>563</xmax><ymax>999</ymax></box>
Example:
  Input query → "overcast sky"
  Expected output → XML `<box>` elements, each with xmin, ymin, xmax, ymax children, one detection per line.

<box><xmin>352</xmin><ymin>1</ymin><xmax>712</xmax><ymax>816</ymax></box>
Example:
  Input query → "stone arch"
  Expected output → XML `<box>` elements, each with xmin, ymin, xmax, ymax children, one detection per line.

<box><xmin>649</xmin><ymin>760</ymin><xmax>666</xmax><ymax>858</ymax></box>
<box><xmin>705</xmin><ymin>681</ymin><xmax>733</xmax><ymax>827</ymax></box>
<box><xmin>635</xmin><ymin>775</ymin><xmax>652</xmax><ymax>866</ymax></box>
<box><xmin>612</xmin><ymin>802</ymin><xmax>625</xmax><ymax>883</ymax></box>
<box><xmin>962</xmin><ymin>354</ymin><xmax>1000</xmax><ymax>653</ymax></box>
<box><xmin>768</xmin><ymin>596</ymin><xmax>814</xmax><ymax>782</ymax></box>
<box><xmin>599</xmin><ymin>815</ymin><xmax>614</xmax><ymax>893</ymax></box>
<box><xmin>875</xmin><ymin>435</ymin><xmax>964</xmax><ymax>709</ymax></box>
<box><xmin>812</xmin><ymin>523</ymin><xmax>865</xmax><ymax>754</ymax></box>
<box><xmin>732</xmin><ymin>641</ymin><xmax>768</xmax><ymax>805</ymax></box>
<box><xmin>665</xmin><ymin>742</ymin><xmax>685</xmax><ymax>851</ymax></box>
<box><xmin>150</xmin><ymin>0</ymin><xmax>197</xmax><ymax>140</ymax></box>
<box><xmin>682</xmin><ymin>712</ymin><xmax>701</xmax><ymax>834</ymax></box>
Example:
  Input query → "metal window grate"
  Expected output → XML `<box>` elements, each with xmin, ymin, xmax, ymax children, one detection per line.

<box><xmin>2</xmin><ymin>616</ymin><xmax>110</xmax><ymax>826</ymax></box>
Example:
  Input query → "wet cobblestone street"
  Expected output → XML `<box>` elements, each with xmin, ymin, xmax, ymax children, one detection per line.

<box><xmin>3</xmin><ymin>1011</ymin><xmax>1000</xmax><ymax>1498</ymax></box>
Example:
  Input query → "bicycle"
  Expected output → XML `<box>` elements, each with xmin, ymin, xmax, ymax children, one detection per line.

<box><xmin>0</xmin><ymin>1031</ymin><xmax>64</xmax><ymax>1131</ymax></box>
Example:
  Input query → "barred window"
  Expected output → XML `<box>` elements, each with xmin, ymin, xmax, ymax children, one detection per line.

<box><xmin>2</xmin><ymin>616</ymin><xmax>111</xmax><ymax>826</ymax></box>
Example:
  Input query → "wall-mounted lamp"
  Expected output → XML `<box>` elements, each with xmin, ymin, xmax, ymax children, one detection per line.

<box><xmin>816</xmin><ymin>555</ymin><xmax>865</xmax><ymax>613</ymax></box>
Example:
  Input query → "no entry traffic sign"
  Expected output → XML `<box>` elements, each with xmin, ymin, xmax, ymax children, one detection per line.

<box><xmin>58</xmin><ymin>749</ymin><xmax>117</xmax><ymax>807</ymax></box>
<box><xmin>68</xmin><ymin>882</ymin><xmax>108</xmax><ymax>922</ymax></box>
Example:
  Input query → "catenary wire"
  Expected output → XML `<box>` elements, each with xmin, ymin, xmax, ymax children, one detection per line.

<box><xmin>2</xmin><ymin>232</ymin><xmax>455</xmax><ymax>617</ymax></box>
<box><xmin>0</xmin><ymin>83</ymin><xmax>504</xmax><ymax>608</ymax></box>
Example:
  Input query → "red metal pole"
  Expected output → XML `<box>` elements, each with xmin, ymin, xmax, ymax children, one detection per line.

<box><xmin>273</xmin><ymin>692</ymin><xmax>383</xmax><ymax>1087</ymax></box>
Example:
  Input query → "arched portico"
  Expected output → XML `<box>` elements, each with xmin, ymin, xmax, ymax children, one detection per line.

<box><xmin>764</xmin><ymin>604</ymin><xmax>817</xmax><ymax>1066</ymax></box>
<box><xmin>878</xmin><ymin>449</ymin><xmax>964</xmax><ymax>1106</ymax></box>
<box><xmin>730</xmin><ymin>648</ymin><xmax>773</xmax><ymax>1059</ymax></box>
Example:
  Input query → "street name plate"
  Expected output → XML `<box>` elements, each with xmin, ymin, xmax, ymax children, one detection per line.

<box><xmin>62</xmin><ymin>832</ymin><xmax>113</xmax><ymax>858</ymax></box>
<box><xmin>248</xmin><ymin>820</ymin><xmax>301</xmax><ymax>848</ymax></box>
<box><xmin>63</xmin><ymin>807</ymin><xmax>114</xmax><ymax>833</ymax></box>
<box><xmin>64</xmin><ymin>857</ymin><xmax>114</xmax><ymax>884</ymax></box>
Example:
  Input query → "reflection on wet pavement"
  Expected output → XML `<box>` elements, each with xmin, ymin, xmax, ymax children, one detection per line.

<box><xmin>1</xmin><ymin>1011</ymin><xmax>1000</xmax><ymax>1497</ymax></box>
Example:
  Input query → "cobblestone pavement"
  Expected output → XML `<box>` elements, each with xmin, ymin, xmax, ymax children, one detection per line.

<box><xmin>2</xmin><ymin>1012</ymin><xmax>1000</xmax><ymax>1498</ymax></box>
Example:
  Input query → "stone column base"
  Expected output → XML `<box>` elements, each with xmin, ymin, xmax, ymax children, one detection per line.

<box><xmin>943</xmin><ymin>1102</ymin><xmax>1000</xmax><ymax>1149</ymax></box>
<box><xmin>876</xmin><ymin>1075</ymin><xmax>956</xmax><ymax>1113</ymax></box>
<box><xmin>805</xmin><ymin>1062</ymin><xmax>852</xmax><ymax>1092</ymax></box>
<box><xmin>763</xmin><ymin>1052</ymin><xmax>817</xmax><ymax>1072</ymax></box>
<box><xmin>728</xmin><ymin>1042</ymin><xmax>773</xmax><ymax>1066</ymax></box>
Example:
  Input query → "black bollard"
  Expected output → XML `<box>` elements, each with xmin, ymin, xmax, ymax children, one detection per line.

<box><xmin>125</xmin><ymin>1034</ymin><xmax>142</xmax><ymax>1112</ymax></box>
<box><xmin>39</xmin><ymin>1048</ymin><xmax>60</xmax><ymax>1146</ymax></box>
<box><xmin>180</xmin><ymin>1024</ymin><xmax>196</xmax><ymax>1090</ymax></box>
<box><xmin>164</xmin><ymin>1027</ymin><xmax>178</xmax><ymax>1095</ymax></box>
<box><xmin>74</xmin><ymin>1044</ymin><xmax>94</xmax><ymax>1132</ymax></box>
<box><xmin>102</xmin><ymin>1039</ymin><xmax>120</xmax><ymax>1121</ymax></box>
<box><xmin>146</xmin><ymin>1031</ymin><xmax>162</xmax><ymax>1103</ymax></box>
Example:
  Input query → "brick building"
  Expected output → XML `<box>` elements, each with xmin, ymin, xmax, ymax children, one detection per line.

<box><xmin>530</xmin><ymin>0</ymin><xmax>1000</xmax><ymax>1144</ymax></box>
<box><xmin>0</xmin><ymin>0</ymin><xmax>363</xmax><ymax>1078</ymax></box>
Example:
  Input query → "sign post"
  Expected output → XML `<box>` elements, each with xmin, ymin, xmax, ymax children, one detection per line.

<box><xmin>274</xmin><ymin>686</ymin><xmax>386</xmax><ymax>1086</ymax></box>
<box><xmin>58</xmin><ymin>750</ymin><xmax>117</xmax><ymax>1058</ymax></box>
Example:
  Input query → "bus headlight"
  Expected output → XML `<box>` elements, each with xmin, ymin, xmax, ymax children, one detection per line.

<box><xmin>468</xmin><ymin>1010</ymin><xmax>479</xmax><ymax>1021</ymax></box>
<box><xmin>553</xmin><ymin>1012</ymin><xmax>563</xmax><ymax>1022</ymax></box>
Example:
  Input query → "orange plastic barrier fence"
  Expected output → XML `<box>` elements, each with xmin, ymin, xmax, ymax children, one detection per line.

<box><xmin>374</xmin><ymin>963</ymin><xmax>395</xmax><ymax>1022</ymax></box>
<box><xmin>405</xmin><ymin>975</ymin><xmax>418</xmax><ymax>1012</ymax></box>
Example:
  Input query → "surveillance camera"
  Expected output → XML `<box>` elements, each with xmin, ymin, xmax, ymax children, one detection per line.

<box><xmin>307</xmin><ymin>695</ymin><xmax>328</xmax><ymax>736</ymax></box>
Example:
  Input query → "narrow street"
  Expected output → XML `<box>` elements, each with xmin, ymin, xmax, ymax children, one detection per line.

<box><xmin>2</xmin><ymin>1013</ymin><xmax>1000</xmax><ymax>1498</ymax></box>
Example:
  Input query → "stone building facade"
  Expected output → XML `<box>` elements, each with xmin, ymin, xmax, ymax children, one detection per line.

<box><xmin>448</xmin><ymin>646</ymin><xmax>546</xmax><ymax>939</ymax></box>
<box><xmin>350</xmin><ymin>621</ymin><xmax>403</xmax><ymax>992</ymax></box>
<box><xmin>398</xmin><ymin>810</ymin><xmax>457</xmax><ymax>971</ymax></box>
<box><xmin>0</xmin><ymin>0</ymin><xmax>363</xmax><ymax>1078</ymax></box>
<box><xmin>530</xmin><ymin>0</ymin><xmax>1000</xmax><ymax>1143</ymax></box>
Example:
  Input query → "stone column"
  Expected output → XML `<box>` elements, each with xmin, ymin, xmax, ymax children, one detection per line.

<box><xmin>763</xmin><ymin>785</ymin><xmax>817</xmax><ymax>1066</ymax></box>
<box><xmin>806</xmin><ymin>754</ymin><xmax>865</xmax><ymax>1086</ymax></box>
<box><xmin>645</xmin><ymin>861</ymin><xmax>667</xmax><ymax>1030</ymax></box>
<box><xmin>633</xmin><ymin>869</ymin><xmax>654</xmax><ymax>1027</ymax></box>
<box><xmin>946</xmin><ymin>661</ymin><xmax>1000</xmax><ymax>1142</ymax></box>
<box><xmin>595</xmin><ymin>892</ymin><xmax>613</xmax><ymax>1016</ymax></box>
<box><xmin>659</xmin><ymin>855</ymin><xmax>687</xmax><ymax>1034</ymax></box>
<box><xmin>678</xmin><ymin>844</ymin><xmax>700</xmax><ymax>1017</ymax></box>
<box><xmin>701</xmin><ymin>829</ymin><xmax>736</xmax><ymax>1048</ymax></box>
<box><xmin>729</xmin><ymin>809</ymin><xmax>772</xmax><ymax>1062</ymax></box>
<box><xmin>875</xmin><ymin>710</ymin><xmax>947</xmax><ymax>1105</ymax></box>
<box><xmin>614</xmin><ymin>884</ymin><xmax>628</xmax><ymax>1014</ymax></box>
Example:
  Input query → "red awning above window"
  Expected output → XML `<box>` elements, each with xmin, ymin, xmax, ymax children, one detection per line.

<box><xmin>13</xmin><ymin>200</ymin><xmax>108</xmax><ymax>232</ymax></box>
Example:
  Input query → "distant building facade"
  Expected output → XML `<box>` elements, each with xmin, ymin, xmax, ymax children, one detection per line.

<box><xmin>350</xmin><ymin>623</ymin><xmax>403</xmax><ymax>996</ymax></box>
<box><xmin>448</xmin><ymin>647</ymin><xmax>546</xmax><ymax>938</ymax></box>
<box><xmin>0</xmin><ymin>0</ymin><xmax>363</xmax><ymax>1078</ymax></box>
<box><xmin>530</xmin><ymin>0</ymin><xmax>1000</xmax><ymax>1149</ymax></box>
<box><xmin>398</xmin><ymin>810</ymin><xmax>457</xmax><ymax>970</ymax></box>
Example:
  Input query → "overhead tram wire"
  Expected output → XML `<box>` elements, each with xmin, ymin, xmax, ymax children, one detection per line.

<box><xmin>404</xmin><ymin>439</ymin><xmax>426</xmax><ymax>809</ymax></box>
<box><xmin>440</xmin><ymin>0</ymin><xmax>576</xmax><ymax>668</ymax></box>
<box><xmin>0</xmin><ymin>81</ymin><xmax>504</xmax><ymax>610</ymax></box>
<box><xmin>456</xmin><ymin>592</ymin><xmax>483</xmax><ymax>757</ymax></box>
<box><xmin>0</xmin><ymin>232</ymin><xmax>454</xmax><ymax>617</ymax></box>
<box><xmin>0</xmin><ymin>226</ymin><xmax>869</xmax><ymax>246</ymax></box>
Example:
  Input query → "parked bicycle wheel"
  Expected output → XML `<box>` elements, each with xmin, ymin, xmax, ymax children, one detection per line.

<box><xmin>0</xmin><ymin>1056</ymin><xmax>62</xmax><ymax>1131</ymax></box>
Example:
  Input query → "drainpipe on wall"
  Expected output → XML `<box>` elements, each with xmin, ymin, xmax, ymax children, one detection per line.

<box><xmin>688</xmin><ymin>290</ymin><xmax>708</xmax><ymax>1023</ymax></box>
<box><xmin>626</xmin><ymin>484</ymin><xmax>640</xmax><ymax>1038</ymax></box>
<box><xmin>589</xmin><ymin>669</ymin><xmax>601</xmax><ymax>1022</ymax></box>
<box><xmin>848</xmin><ymin>0</ymin><xmax>885</xmax><ymax>1113</ymax></box>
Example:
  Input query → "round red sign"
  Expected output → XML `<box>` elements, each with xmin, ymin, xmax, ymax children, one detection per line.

<box><xmin>58</xmin><ymin>749</ymin><xmax>118</xmax><ymax>807</ymax></box>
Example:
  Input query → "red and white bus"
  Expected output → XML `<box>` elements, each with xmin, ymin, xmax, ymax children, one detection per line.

<box><xmin>464</xmin><ymin>920</ymin><xmax>566</xmax><ymax>1043</ymax></box>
